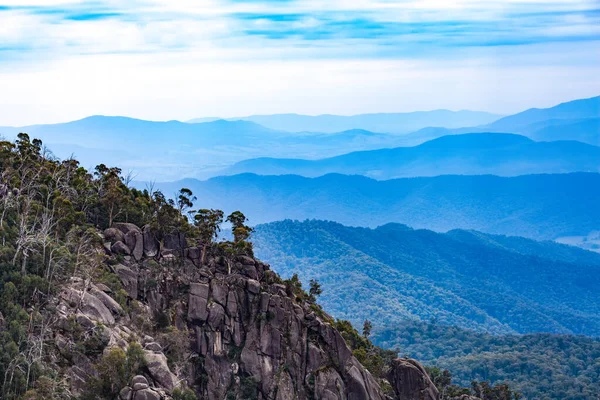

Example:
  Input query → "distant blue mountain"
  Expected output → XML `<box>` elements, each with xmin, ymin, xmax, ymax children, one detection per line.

<box><xmin>222</xmin><ymin>133</ymin><xmax>600</xmax><ymax>179</ymax></box>
<box><xmin>0</xmin><ymin>116</ymin><xmax>278</xmax><ymax>148</ymax></box>
<box><xmin>527</xmin><ymin>118</ymin><xmax>600</xmax><ymax>146</ymax></box>
<box><xmin>0</xmin><ymin>116</ymin><xmax>410</xmax><ymax>180</ymax></box>
<box><xmin>487</xmin><ymin>95</ymin><xmax>599</xmax><ymax>132</ymax></box>
<box><xmin>188</xmin><ymin>110</ymin><xmax>502</xmax><ymax>134</ymax></box>
<box><xmin>145</xmin><ymin>172</ymin><xmax>600</xmax><ymax>242</ymax></box>
<box><xmin>409</xmin><ymin>96</ymin><xmax>600</xmax><ymax>145</ymax></box>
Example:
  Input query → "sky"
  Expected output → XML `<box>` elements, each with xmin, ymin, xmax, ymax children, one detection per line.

<box><xmin>0</xmin><ymin>0</ymin><xmax>599</xmax><ymax>126</ymax></box>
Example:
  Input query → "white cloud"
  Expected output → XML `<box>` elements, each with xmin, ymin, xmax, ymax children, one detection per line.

<box><xmin>0</xmin><ymin>0</ymin><xmax>598</xmax><ymax>124</ymax></box>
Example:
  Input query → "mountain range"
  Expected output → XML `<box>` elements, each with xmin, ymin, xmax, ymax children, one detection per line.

<box><xmin>1</xmin><ymin>96</ymin><xmax>597</xmax><ymax>182</ymax></box>
<box><xmin>146</xmin><ymin>172</ymin><xmax>600</xmax><ymax>243</ymax></box>
<box><xmin>223</xmin><ymin>133</ymin><xmax>600</xmax><ymax>179</ymax></box>
<box><xmin>0</xmin><ymin>117</ymin><xmax>406</xmax><ymax>180</ymax></box>
<box><xmin>0</xmin><ymin>116</ymin><xmax>447</xmax><ymax>181</ymax></box>
<box><xmin>416</xmin><ymin>96</ymin><xmax>600</xmax><ymax>146</ymax></box>
<box><xmin>188</xmin><ymin>109</ymin><xmax>502</xmax><ymax>134</ymax></box>
<box><xmin>252</xmin><ymin>220</ymin><xmax>600</xmax><ymax>336</ymax></box>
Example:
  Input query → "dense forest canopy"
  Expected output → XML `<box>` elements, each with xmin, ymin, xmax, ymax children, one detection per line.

<box><xmin>374</xmin><ymin>320</ymin><xmax>600</xmax><ymax>400</ymax></box>
<box><xmin>252</xmin><ymin>219</ymin><xmax>600</xmax><ymax>335</ymax></box>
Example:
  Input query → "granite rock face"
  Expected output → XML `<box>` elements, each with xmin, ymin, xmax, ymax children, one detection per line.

<box><xmin>388</xmin><ymin>359</ymin><xmax>439</xmax><ymax>400</ymax></box>
<box><xmin>47</xmin><ymin>223</ymin><xmax>438</xmax><ymax>400</ymax></box>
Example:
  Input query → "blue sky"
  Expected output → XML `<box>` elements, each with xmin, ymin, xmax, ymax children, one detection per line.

<box><xmin>0</xmin><ymin>0</ymin><xmax>599</xmax><ymax>125</ymax></box>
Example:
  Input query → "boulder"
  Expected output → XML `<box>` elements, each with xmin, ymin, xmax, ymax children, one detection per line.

<box><xmin>113</xmin><ymin>264</ymin><xmax>138</xmax><ymax>299</ymax></box>
<box><xmin>90</xmin><ymin>287</ymin><xmax>123</xmax><ymax>316</ymax></box>
<box><xmin>60</xmin><ymin>287</ymin><xmax>115</xmax><ymax>325</ymax></box>
<box><xmin>142</xmin><ymin>225</ymin><xmax>159</xmax><ymax>257</ymax></box>
<box><xmin>185</xmin><ymin>246</ymin><xmax>202</xmax><ymax>265</ymax></box>
<box><xmin>133</xmin><ymin>389</ymin><xmax>161</xmax><ymax>400</ymax></box>
<box><xmin>111</xmin><ymin>241</ymin><xmax>131</xmax><ymax>256</ymax></box>
<box><xmin>247</xmin><ymin>279</ymin><xmax>260</xmax><ymax>294</ymax></box>
<box><xmin>95</xmin><ymin>283</ymin><xmax>112</xmax><ymax>292</ymax></box>
<box><xmin>189</xmin><ymin>295</ymin><xmax>209</xmax><ymax>323</ymax></box>
<box><xmin>144</xmin><ymin>342</ymin><xmax>163</xmax><ymax>352</ymax></box>
<box><xmin>131</xmin><ymin>375</ymin><xmax>149</xmax><ymax>390</ymax></box>
<box><xmin>190</xmin><ymin>282</ymin><xmax>209</xmax><ymax>298</ymax></box>
<box><xmin>75</xmin><ymin>313</ymin><xmax>95</xmax><ymax>330</ymax></box>
<box><xmin>242</xmin><ymin>264</ymin><xmax>259</xmax><ymax>280</ymax></box>
<box><xmin>104</xmin><ymin>227</ymin><xmax>125</xmax><ymax>243</ymax></box>
<box><xmin>388</xmin><ymin>358</ymin><xmax>439</xmax><ymax>400</ymax></box>
<box><xmin>237</xmin><ymin>255</ymin><xmax>255</xmax><ymax>266</ymax></box>
<box><xmin>163</xmin><ymin>231</ymin><xmax>186</xmax><ymax>251</ymax></box>
<box><xmin>144</xmin><ymin>351</ymin><xmax>178</xmax><ymax>391</ymax></box>
<box><xmin>119</xmin><ymin>387</ymin><xmax>133</xmax><ymax>400</ymax></box>
<box><xmin>113</xmin><ymin>222</ymin><xmax>142</xmax><ymax>236</ymax></box>
<box><xmin>125</xmin><ymin>230</ymin><xmax>144</xmax><ymax>261</ymax></box>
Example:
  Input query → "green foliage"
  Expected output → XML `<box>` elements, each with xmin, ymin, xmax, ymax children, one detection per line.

<box><xmin>362</xmin><ymin>319</ymin><xmax>372</xmax><ymax>339</ymax></box>
<box><xmin>173</xmin><ymin>388</ymin><xmax>198</xmax><ymax>400</ymax></box>
<box><xmin>194</xmin><ymin>209</ymin><xmax>224</xmax><ymax>243</ymax></box>
<box><xmin>375</xmin><ymin>320</ymin><xmax>600</xmax><ymax>400</ymax></box>
<box><xmin>333</xmin><ymin>319</ymin><xmax>397</xmax><ymax>380</ymax></box>
<box><xmin>0</xmin><ymin>135</ymin><xmax>223</xmax><ymax>397</ymax></box>
<box><xmin>425</xmin><ymin>366</ymin><xmax>521</xmax><ymax>400</ymax></box>
<box><xmin>239</xmin><ymin>376</ymin><xmax>259</xmax><ymax>400</ymax></box>
<box><xmin>253</xmin><ymin>219</ymin><xmax>600</xmax><ymax>336</ymax></box>
<box><xmin>227</xmin><ymin>211</ymin><xmax>254</xmax><ymax>243</ymax></box>
<box><xmin>308</xmin><ymin>279</ymin><xmax>322</xmax><ymax>302</ymax></box>
<box><xmin>82</xmin><ymin>343</ymin><xmax>147</xmax><ymax>399</ymax></box>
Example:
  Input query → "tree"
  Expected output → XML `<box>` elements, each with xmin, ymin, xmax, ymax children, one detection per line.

<box><xmin>176</xmin><ymin>188</ymin><xmax>196</xmax><ymax>216</ymax></box>
<box><xmin>309</xmin><ymin>279</ymin><xmax>322</xmax><ymax>301</ymax></box>
<box><xmin>363</xmin><ymin>319</ymin><xmax>373</xmax><ymax>339</ymax></box>
<box><xmin>194</xmin><ymin>209</ymin><xmax>224</xmax><ymax>264</ymax></box>
<box><xmin>194</xmin><ymin>209</ymin><xmax>223</xmax><ymax>242</ymax></box>
<box><xmin>226</xmin><ymin>211</ymin><xmax>253</xmax><ymax>243</ymax></box>
<box><xmin>94</xmin><ymin>164</ymin><xmax>129</xmax><ymax>227</ymax></box>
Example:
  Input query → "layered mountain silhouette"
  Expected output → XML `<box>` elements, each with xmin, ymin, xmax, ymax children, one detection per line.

<box><xmin>222</xmin><ymin>133</ymin><xmax>600</xmax><ymax>179</ymax></box>
<box><xmin>0</xmin><ymin>117</ymin><xmax>406</xmax><ymax>180</ymax></box>
<box><xmin>146</xmin><ymin>172</ymin><xmax>600</xmax><ymax>242</ymax></box>
<box><xmin>411</xmin><ymin>96</ymin><xmax>600</xmax><ymax>145</ymax></box>
<box><xmin>187</xmin><ymin>109</ymin><xmax>501</xmax><ymax>134</ymax></box>
<box><xmin>252</xmin><ymin>220</ymin><xmax>600</xmax><ymax>335</ymax></box>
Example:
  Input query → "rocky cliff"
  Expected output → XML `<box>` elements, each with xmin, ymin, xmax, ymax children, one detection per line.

<box><xmin>44</xmin><ymin>222</ymin><xmax>438</xmax><ymax>399</ymax></box>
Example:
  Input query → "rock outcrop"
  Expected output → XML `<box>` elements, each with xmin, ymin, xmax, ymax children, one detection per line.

<box><xmin>388</xmin><ymin>359</ymin><xmax>439</xmax><ymax>400</ymax></box>
<box><xmin>47</xmin><ymin>222</ymin><xmax>437</xmax><ymax>400</ymax></box>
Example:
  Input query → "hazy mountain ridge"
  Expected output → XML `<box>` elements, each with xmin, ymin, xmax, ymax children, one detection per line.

<box><xmin>252</xmin><ymin>220</ymin><xmax>600</xmax><ymax>336</ymax></box>
<box><xmin>486</xmin><ymin>95</ymin><xmax>599</xmax><ymax>131</ymax></box>
<box><xmin>410</xmin><ymin>96</ymin><xmax>600</xmax><ymax>145</ymax></box>
<box><xmin>2</xmin><ymin>96</ymin><xmax>597</xmax><ymax>182</ymax></box>
<box><xmin>222</xmin><ymin>133</ymin><xmax>600</xmax><ymax>179</ymax></box>
<box><xmin>187</xmin><ymin>110</ymin><xmax>502</xmax><ymax>134</ymax></box>
<box><xmin>145</xmin><ymin>172</ymin><xmax>600</xmax><ymax>242</ymax></box>
<box><xmin>0</xmin><ymin>116</ymin><xmax>412</xmax><ymax>180</ymax></box>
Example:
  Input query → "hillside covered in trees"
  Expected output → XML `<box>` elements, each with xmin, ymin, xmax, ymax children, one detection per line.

<box><xmin>374</xmin><ymin>320</ymin><xmax>600</xmax><ymax>400</ymax></box>
<box><xmin>252</xmin><ymin>220</ymin><xmax>600</xmax><ymax>335</ymax></box>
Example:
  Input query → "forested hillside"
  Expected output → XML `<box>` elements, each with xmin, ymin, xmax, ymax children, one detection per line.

<box><xmin>252</xmin><ymin>220</ymin><xmax>600</xmax><ymax>335</ymax></box>
<box><xmin>373</xmin><ymin>320</ymin><xmax>600</xmax><ymax>400</ymax></box>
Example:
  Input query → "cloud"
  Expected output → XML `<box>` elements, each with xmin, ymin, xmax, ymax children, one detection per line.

<box><xmin>0</xmin><ymin>0</ymin><xmax>598</xmax><ymax>61</ymax></box>
<box><xmin>0</xmin><ymin>0</ymin><xmax>598</xmax><ymax>125</ymax></box>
